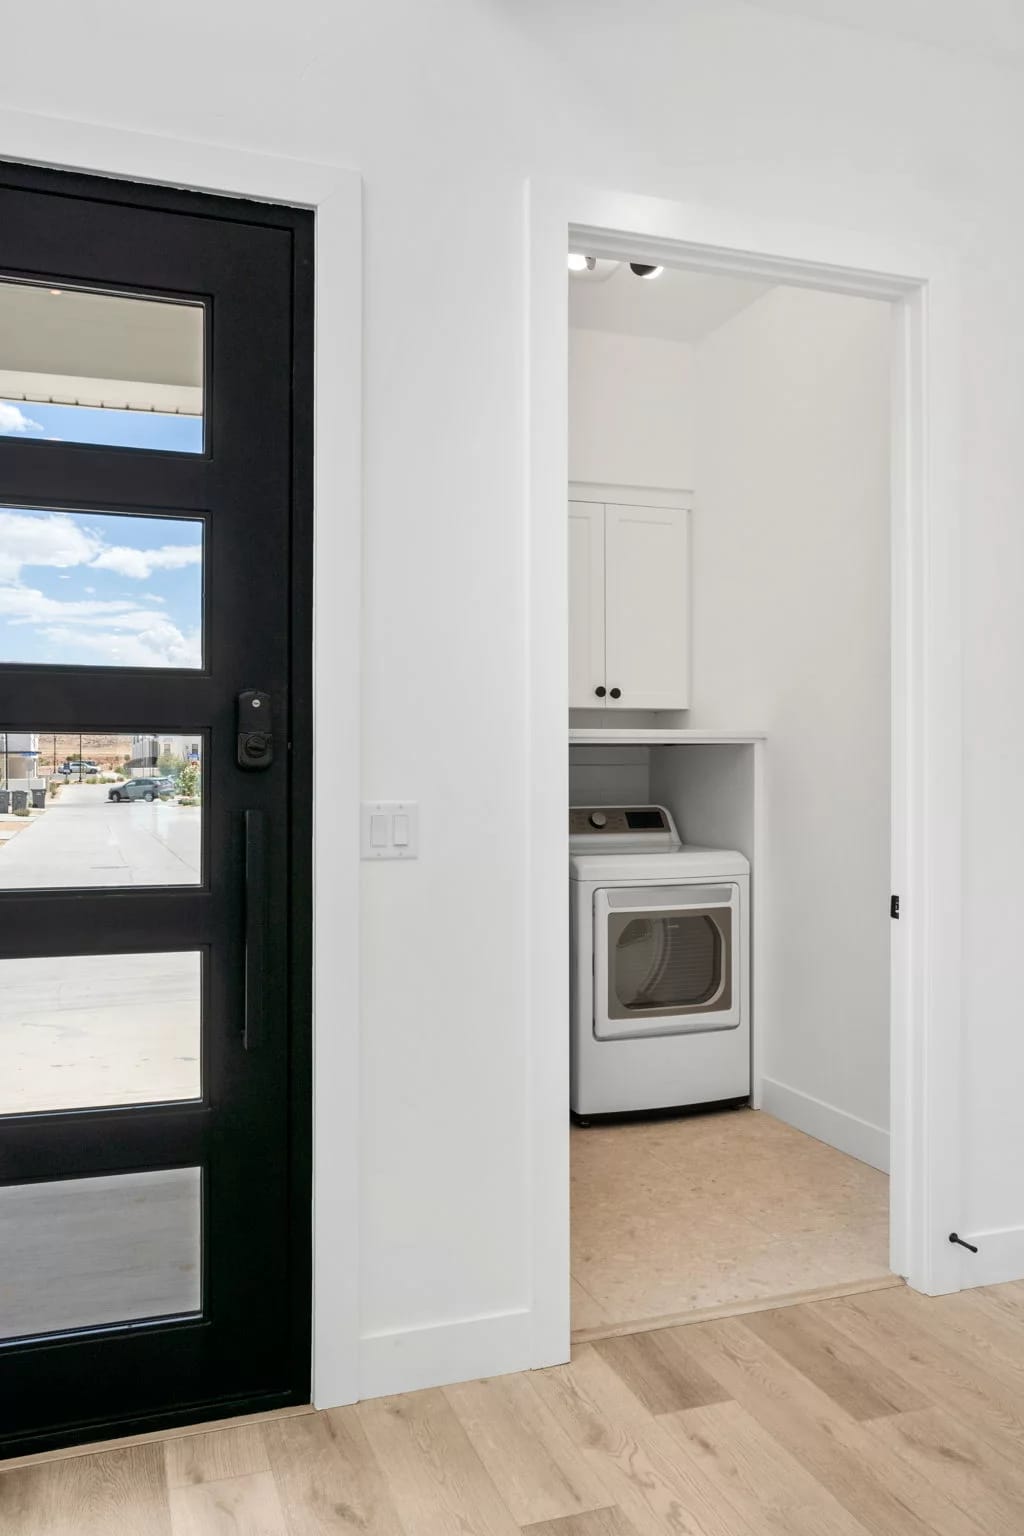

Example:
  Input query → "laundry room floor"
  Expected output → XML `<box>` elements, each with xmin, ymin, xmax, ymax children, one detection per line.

<box><xmin>571</xmin><ymin>1107</ymin><xmax>893</xmax><ymax>1340</ymax></box>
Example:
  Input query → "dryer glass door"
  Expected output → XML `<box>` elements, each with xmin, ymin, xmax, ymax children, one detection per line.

<box><xmin>593</xmin><ymin>884</ymin><xmax>741</xmax><ymax>1040</ymax></box>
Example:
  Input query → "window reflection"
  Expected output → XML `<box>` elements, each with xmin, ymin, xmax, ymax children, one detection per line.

<box><xmin>0</xmin><ymin>506</ymin><xmax>202</xmax><ymax>669</ymax></box>
<box><xmin>0</xmin><ymin>278</ymin><xmax>204</xmax><ymax>453</ymax></box>
<box><xmin>0</xmin><ymin>951</ymin><xmax>202</xmax><ymax>1115</ymax></box>
<box><xmin>0</xmin><ymin>730</ymin><xmax>203</xmax><ymax>889</ymax></box>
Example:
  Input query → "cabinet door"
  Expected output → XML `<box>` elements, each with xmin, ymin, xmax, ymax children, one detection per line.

<box><xmin>604</xmin><ymin>503</ymin><xmax>690</xmax><ymax>710</ymax></box>
<box><xmin>568</xmin><ymin>501</ymin><xmax>606</xmax><ymax>708</ymax></box>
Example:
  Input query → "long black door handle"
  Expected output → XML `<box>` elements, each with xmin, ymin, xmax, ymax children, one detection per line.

<box><xmin>244</xmin><ymin>809</ymin><xmax>267</xmax><ymax>1051</ymax></box>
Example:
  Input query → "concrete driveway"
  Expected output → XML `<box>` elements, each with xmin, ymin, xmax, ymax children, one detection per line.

<box><xmin>0</xmin><ymin>781</ymin><xmax>201</xmax><ymax>888</ymax></box>
<box><xmin>0</xmin><ymin>949</ymin><xmax>201</xmax><ymax>1116</ymax></box>
<box><xmin>0</xmin><ymin>784</ymin><xmax>205</xmax><ymax>1336</ymax></box>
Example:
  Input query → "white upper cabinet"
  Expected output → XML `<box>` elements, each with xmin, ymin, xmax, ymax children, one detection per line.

<box><xmin>568</xmin><ymin>501</ymin><xmax>606</xmax><ymax>708</ymax></box>
<box><xmin>568</xmin><ymin>495</ymin><xmax>690</xmax><ymax>712</ymax></box>
<box><xmin>604</xmin><ymin>503</ymin><xmax>690</xmax><ymax>710</ymax></box>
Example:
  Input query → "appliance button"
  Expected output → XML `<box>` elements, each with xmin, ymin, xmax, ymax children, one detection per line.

<box><xmin>589</xmin><ymin>811</ymin><xmax>608</xmax><ymax>829</ymax></box>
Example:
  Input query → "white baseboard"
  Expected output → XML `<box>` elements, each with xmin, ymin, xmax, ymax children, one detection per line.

<box><xmin>760</xmin><ymin>1077</ymin><xmax>890</xmax><ymax>1173</ymax></box>
<box><xmin>358</xmin><ymin>1307</ymin><xmax>531</xmax><ymax>1401</ymax></box>
<box><xmin>953</xmin><ymin>1225</ymin><xmax>1024</xmax><ymax>1288</ymax></box>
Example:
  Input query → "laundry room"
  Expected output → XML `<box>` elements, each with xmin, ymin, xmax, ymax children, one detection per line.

<box><xmin>566</xmin><ymin>254</ymin><xmax>895</xmax><ymax>1339</ymax></box>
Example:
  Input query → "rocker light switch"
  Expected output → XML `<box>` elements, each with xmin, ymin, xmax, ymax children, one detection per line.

<box><xmin>361</xmin><ymin>801</ymin><xmax>419</xmax><ymax>860</ymax></box>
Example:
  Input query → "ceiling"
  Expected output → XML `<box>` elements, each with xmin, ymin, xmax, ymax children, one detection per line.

<box><xmin>0</xmin><ymin>280</ymin><xmax>203</xmax><ymax>415</ymax></box>
<box><xmin>738</xmin><ymin>0</ymin><xmax>1024</xmax><ymax>63</ymax></box>
<box><xmin>569</xmin><ymin>261</ymin><xmax>771</xmax><ymax>344</ymax></box>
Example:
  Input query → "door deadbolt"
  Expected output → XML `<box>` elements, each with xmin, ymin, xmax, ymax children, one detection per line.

<box><xmin>237</xmin><ymin>690</ymin><xmax>274</xmax><ymax>770</ymax></box>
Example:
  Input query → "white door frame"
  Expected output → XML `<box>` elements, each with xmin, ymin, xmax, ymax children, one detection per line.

<box><xmin>0</xmin><ymin>108</ymin><xmax>363</xmax><ymax>1409</ymax></box>
<box><xmin>526</xmin><ymin>179</ymin><xmax>964</xmax><ymax>1366</ymax></box>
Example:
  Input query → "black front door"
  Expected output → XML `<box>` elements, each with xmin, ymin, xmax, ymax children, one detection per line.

<box><xmin>0</xmin><ymin>163</ymin><xmax>312</xmax><ymax>1456</ymax></box>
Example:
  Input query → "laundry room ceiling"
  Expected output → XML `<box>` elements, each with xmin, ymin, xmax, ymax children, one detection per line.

<box><xmin>569</xmin><ymin>263</ymin><xmax>772</xmax><ymax>344</ymax></box>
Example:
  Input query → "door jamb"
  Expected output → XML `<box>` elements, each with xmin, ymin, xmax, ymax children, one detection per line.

<box><xmin>526</xmin><ymin>179</ymin><xmax>963</xmax><ymax>1367</ymax></box>
<box><xmin>0</xmin><ymin>107</ymin><xmax>363</xmax><ymax>1409</ymax></box>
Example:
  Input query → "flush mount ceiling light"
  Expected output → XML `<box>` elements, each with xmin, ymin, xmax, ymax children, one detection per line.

<box><xmin>567</xmin><ymin>252</ymin><xmax>596</xmax><ymax>272</ymax></box>
<box><xmin>629</xmin><ymin>262</ymin><xmax>664</xmax><ymax>279</ymax></box>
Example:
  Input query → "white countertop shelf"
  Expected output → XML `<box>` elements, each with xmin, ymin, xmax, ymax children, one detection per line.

<box><xmin>569</xmin><ymin>728</ymin><xmax>766</xmax><ymax>746</ymax></box>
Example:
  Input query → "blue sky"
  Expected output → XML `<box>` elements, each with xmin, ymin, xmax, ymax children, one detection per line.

<box><xmin>2</xmin><ymin>399</ymin><xmax>203</xmax><ymax>454</ymax></box>
<box><xmin>0</xmin><ymin>401</ymin><xmax>203</xmax><ymax>668</ymax></box>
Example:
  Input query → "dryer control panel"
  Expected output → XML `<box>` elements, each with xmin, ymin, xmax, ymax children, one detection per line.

<box><xmin>569</xmin><ymin>804</ymin><xmax>679</xmax><ymax>844</ymax></box>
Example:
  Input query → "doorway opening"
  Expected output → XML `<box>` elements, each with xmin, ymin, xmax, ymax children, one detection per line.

<box><xmin>565</xmin><ymin>254</ymin><xmax>895</xmax><ymax>1339</ymax></box>
<box><xmin>530</xmin><ymin>188</ymin><xmax>962</xmax><ymax>1375</ymax></box>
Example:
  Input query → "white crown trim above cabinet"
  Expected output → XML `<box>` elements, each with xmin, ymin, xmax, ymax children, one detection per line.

<box><xmin>568</xmin><ymin>487</ymin><xmax>691</xmax><ymax>711</ymax></box>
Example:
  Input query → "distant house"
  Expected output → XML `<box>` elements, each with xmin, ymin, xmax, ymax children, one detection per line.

<box><xmin>130</xmin><ymin>734</ymin><xmax>201</xmax><ymax>777</ymax></box>
<box><xmin>1</xmin><ymin>732</ymin><xmax>40</xmax><ymax>784</ymax></box>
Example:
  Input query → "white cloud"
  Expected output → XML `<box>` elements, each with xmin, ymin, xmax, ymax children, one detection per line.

<box><xmin>39</xmin><ymin>618</ymin><xmax>200</xmax><ymax>669</ymax></box>
<box><xmin>0</xmin><ymin>582</ymin><xmax>200</xmax><ymax>668</ymax></box>
<box><xmin>0</xmin><ymin>585</ymin><xmax>140</xmax><ymax>624</ymax></box>
<box><xmin>0</xmin><ymin>402</ymin><xmax>44</xmax><ymax>436</ymax></box>
<box><xmin>0</xmin><ymin>509</ymin><xmax>201</xmax><ymax>584</ymax></box>
<box><xmin>89</xmin><ymin>543</ymin><xmax>202</xmax><ymax>580</ymax></box>
<box><xmin>0</xmin><ymin>508</ymin><xmax>202</xmax><ymax>667</ymax></box>
<box><xmin>0</xmin><ymin>511</ymin><xmax>99</xmax><ymax>581</ymax></box>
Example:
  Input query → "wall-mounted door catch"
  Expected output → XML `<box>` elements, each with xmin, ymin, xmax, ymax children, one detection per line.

<box><xmin>237</xmin><ymin>690</ymin><xmax>273</xmax><ymax>770</ymax></box>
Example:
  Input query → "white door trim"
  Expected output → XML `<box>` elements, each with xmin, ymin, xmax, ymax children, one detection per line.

<box><xmin>526</xmin><ymin>178</ymin><xmax>963</xmax><ymax>1366</ymax></box>
<box><xmin>0</xmin><ymin>108</ymin><xmax>363</xmax><ymax>1408</ymax></box>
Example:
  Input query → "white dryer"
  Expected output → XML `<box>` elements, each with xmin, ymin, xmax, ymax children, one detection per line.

<box><xmin>570</xmin><ymin>804</ymin><xmax>750</xmax><ymax>1117</ymax></box>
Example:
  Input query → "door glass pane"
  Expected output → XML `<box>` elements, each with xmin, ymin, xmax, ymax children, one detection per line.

<box><xmin>0</xmin><ymin>506</ymin><xmax>203</xmax><ymax>669</ymax></box>
<box><xmin>0</xmin><ymin>278</ymin><xmax>204</xmax><ymax>453</ymax></box>
<box><xmin>0</xmin><ymin>1167</ymin><xmax>201</xmax><ymax>1341</ymax></box>
<box><xmin>609</xmin><ymin>909</ymin><xmax>731</xmax><ymax>1018</ymax></box>
<box><xmin>0</xmin><ymin>731</ymin><xmax>203</xmax><ymax>889</ymax></box>
<box><xmin>0</xmin><ymin>951</ymin><xmax>201</xmax><ymax>1116</ymax></box>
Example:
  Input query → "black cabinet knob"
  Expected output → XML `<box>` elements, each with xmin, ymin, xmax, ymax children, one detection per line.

<box><xmin>609</xmin><ymin>687</ymin><xmax>622</xmax><ymax>699</ymax></box>
<box><xmin>594</xmin><ymin>686</ymin><xmax>606</xmax><ymax>698</ymax></box>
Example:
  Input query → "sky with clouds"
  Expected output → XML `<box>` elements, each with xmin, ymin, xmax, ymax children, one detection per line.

<box><xmin>0</xmin><ymin>401</ymin><xmax>203</xmax><ymax>668</ymax></box>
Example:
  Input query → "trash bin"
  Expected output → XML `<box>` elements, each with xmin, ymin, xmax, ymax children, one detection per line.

<box><xmin>0</xmin><ymin>790</ymin><xmax>9</xmax><ymax>813</ymax></box>
<box><xmin>31</xmin><ymin>789</ymin><xmax>46</xmax><ymax>809</ymax></box>
<box><xmin>11</xmin><ymin>790</ymin><xmax>28</xmax><ymax>811</ymax></box>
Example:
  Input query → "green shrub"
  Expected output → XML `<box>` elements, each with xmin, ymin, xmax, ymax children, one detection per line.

<box><xmin>158</xmin><ymin>752</ymin><xmax>187</xmax><ymax>779</ymax></box>
<box><xmin>178</xmin><ymin>761</ymin><xmax>201</xmax><ymax>800</ymax></box>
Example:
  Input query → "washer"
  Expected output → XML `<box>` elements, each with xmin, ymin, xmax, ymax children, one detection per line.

<box><xmin>570</xmin><ymin>804</ymin><xmax>750</xmax><ymax>1117</ymax></box>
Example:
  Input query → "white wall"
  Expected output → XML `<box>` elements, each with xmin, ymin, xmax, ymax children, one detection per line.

<box><xmin>692</xmin><ymin>287</ymin><xmax>892</xmax><ymax>1160</ymax></box>
<box><xmin>6</xmin><ymin>0</ymin><xmax>1024</xmax><ymax>1393</ymax></box>
<box><xmin>569</xmin><ymin>745</ymin><xmax>651</xmax><ymax>807</ymax></box>
<box><xmin>569</xmin><ymin>328</ymin><xmax>695</xmax><ymax>489</ymax></box>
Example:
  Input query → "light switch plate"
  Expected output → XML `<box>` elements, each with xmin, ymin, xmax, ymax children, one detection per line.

<box><xmin>361</xmin><ymin>801</ymin><xmax>419</xmax><ymax>860</ymax></box>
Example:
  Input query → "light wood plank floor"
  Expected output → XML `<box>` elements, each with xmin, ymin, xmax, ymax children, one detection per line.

<box><xmin>6</xmin><ymin>1281</ymin><xmax>1024</xmax><ymax>1533</ymax></box>
<box><xmin>572</xmin><ymin>1108</ymin><xmax>891</xmax><ymax>1337</ymax></box>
